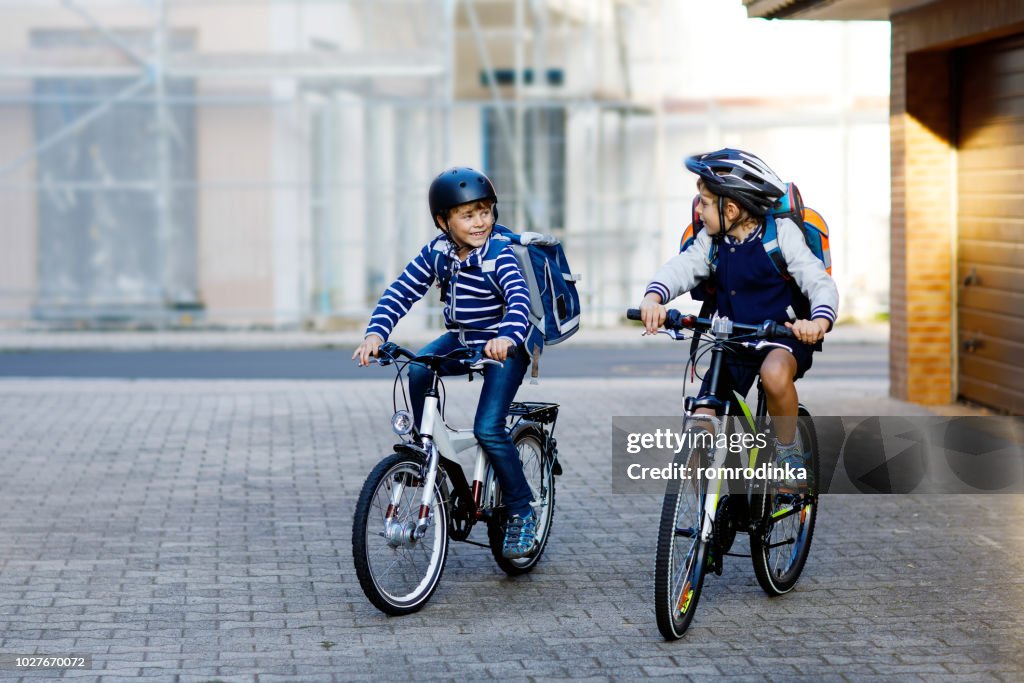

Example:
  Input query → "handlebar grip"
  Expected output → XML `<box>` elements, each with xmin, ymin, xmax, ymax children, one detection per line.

<box><xmin>761</xmin><ymin>321</ymin><xmax>795</xmax><ymax>340</ymax></box>
<box><xmin>626</xmin><ymin>307</ymin><xmax>691</xmax><ymax>331</ymax></box>
<box><xmin>378</xmin><ymin>341</ymin><xmax>415</xmax><ymax>360</ymax></box>
<box><xmin>665</xmin><ymin>310</ymin><xmax>688</xmax><ymax>330</ymax></box>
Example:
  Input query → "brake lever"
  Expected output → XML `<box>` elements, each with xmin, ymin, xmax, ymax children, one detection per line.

<box><xmin>468</xmin><ymin>357</ymin><xmax>504</xmax><ymax>371</ymax></box>
<box><xmin>370</xmin><ymin>341</ymin><xmax>401</xmax><ymax>366</ymax></box>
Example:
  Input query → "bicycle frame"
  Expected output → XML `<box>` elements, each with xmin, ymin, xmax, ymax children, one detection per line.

<box><xmin>354</xmin><ymin>340</ymin><xmax>562</xmax><ymax>616</ymax></box>
<box><xmin>382</xmin><ymin>369</ymin><xmax>497</xmax><ymax>541</ymax></box>
<box><xmin>675</xmin><ymin>313</ymin><xmax>814</xmax><ymax>546</ymax></box>
<box><xmin>679</xmin><ymin>318</ymin><xmax>762</xmax><ymax>540</ymax></box>
<box><xmin>687</xmin><ymin>396</ymin><xmax>768</xmax><ymax>543</ymax></box>
<box><xmin>382</xmin><ymin>363</ymin><xmax>558</xmax><ymax>544</ymax></box>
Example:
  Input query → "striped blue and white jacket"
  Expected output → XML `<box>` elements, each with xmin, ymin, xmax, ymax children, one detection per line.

<box><xmin>365</xmin><ymin>235</ymin><xmax>532</xmax><ymax>347</ymax></box>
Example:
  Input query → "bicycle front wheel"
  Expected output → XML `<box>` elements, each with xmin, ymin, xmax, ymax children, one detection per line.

<box><xmin>654</xmin><ymin>444</ymin><xmax>709</xmax><ymax>640</ymax></box>
<box><xmin>352</xmin><ymin>452</ymin><xmax>449</xmax><ymax>615</ymax></box>
<box><xmin>750</xmin><ymin>407</ymin><xmax>819</xmax><ymax>595</ymax></box>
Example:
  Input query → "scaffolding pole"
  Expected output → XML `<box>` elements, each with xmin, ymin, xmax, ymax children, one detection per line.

<box><xmin>462</xmin><ymin>0</ymin><xmax>537</xmax><ymax>227</ymax></box>
<box><xmin>153</xmin><ymin>0</ymin><xmax>176</xmax><ymax>303</ymax></box>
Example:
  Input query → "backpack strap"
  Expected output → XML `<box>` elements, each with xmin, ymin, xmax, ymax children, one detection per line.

<box><xmin>479</xmin><ymin>234</ymin><xmax>511</xmax><ymax>302</ymax></box>
<box><xmin>432</xmin><ymin>238</ymin><xmax>455</xmax><ymax>303</ymax></box>
<box><xmin>686</xmin><ymin>238</ymin><xmax>721</xmax><ymax>361</ymax></box>
<box><xmin>761</xmin><ymin>214</ymin><xmax>791</xmax><ymax>280</ymax></box>
<box><xmin>688</xmin><ymin>294</ymin><xmax>716</xmax><ymax>362</ymax></box>
<box><xmin>480</xmin><ymin>235</ymin><xmax>546</xmax><ymax>380</ymax></box>
<box><xmin>481</xmin><ymin>237</ymin><xmax>549</xmax><ymax>338</ymax></box>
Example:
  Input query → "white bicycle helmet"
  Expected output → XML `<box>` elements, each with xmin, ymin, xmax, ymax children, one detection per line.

<box><xmin>685</xmin><ymin>148</ymin><xmax>786</xmax><ymax>217</ymax></box>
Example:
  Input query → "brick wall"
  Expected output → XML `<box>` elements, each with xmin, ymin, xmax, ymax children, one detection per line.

<box><xmin>891</xmin><ymin>21</ymin><xmax>955</xmax><ymax>404</ymax></box>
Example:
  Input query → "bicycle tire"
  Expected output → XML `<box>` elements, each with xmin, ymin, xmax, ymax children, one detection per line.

<box><xmin>654</xmin><ymin>445</ymin><xmax>709</xmax><ymax>640</ymax></box>
<box><xmin>750</xmin><ymin>406</ymin><xmax>819</xmax><ymax>596</ymax></box>
<box><xmin>487</xmin><ymin>427</ymin><xmax>556</xmax><ymax>575</ymax></box>
<box><xmin>352</xmin><ymin>452</ymin><xmax>450</xmax><ymax>615</ymax></box>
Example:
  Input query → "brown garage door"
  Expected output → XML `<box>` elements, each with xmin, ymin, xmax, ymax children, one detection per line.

<box><xmin>957</xmin><ymin>33</ymin><xmax>1024</xmax><ymax>414</ymax></box>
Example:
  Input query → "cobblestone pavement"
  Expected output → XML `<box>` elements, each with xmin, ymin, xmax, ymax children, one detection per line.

<box><xmin>0</xmin><ymin>376</ymin><xmax>1022</xmax><ymax>681</ymax></box>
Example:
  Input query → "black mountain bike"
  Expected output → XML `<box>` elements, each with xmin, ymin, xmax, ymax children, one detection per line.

<box><xmin>627</xmin><ymin>309</ymin><xmax>819</xmax><ymax>640</ymax></box>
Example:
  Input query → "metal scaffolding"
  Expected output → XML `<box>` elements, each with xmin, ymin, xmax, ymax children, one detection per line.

<box><xmin>0</xmin><ymin>0</ymin><xmax>459</xmax><ymax>325</ymax></box>
<box><xmin>0</xmin><ymin>0</ymin><xmax>636</xmax><ymax>327</ymax></box>
<box><xmin>0</xmin><ymin>0</ymin><xmax>890</xmax><ymax>327</ymax></box>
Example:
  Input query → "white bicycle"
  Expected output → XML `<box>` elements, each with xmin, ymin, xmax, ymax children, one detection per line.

<box><xmin>351</xmin><ymin>341</ymin><xmax>562</xmax><ymax>615</ymax></box>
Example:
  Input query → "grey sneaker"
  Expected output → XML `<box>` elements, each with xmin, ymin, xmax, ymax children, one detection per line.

<box><xmin>502</xmin><ymin>510</ymin><xmax>537</xmax><ymax>559</ymax></box>
<box><xmin>774</xmin><ymin>440</ymin><xmax>811</xmax><ymax>493</ymax></box>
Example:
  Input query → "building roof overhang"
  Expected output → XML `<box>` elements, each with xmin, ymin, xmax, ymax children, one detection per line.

<box><xmin>743</xmin><ymin>0</ymin><xmax>938</xmax><ymax>20</ymax></box>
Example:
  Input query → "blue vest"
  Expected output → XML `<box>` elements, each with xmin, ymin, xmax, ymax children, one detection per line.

<box><xmin>714</xmin><ymin>234</ymin><xmax>799</xmax><ymax>328</ymax></box>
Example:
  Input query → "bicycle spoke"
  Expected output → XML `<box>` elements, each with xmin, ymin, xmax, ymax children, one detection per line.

<box><xmin>375</xmin><ymin>553</ymin><xmax>406</xmax><ymax>583</ymax></box>
<box><xmin>670</xmin><ymin>533</ymin><xmax>697</xmax><ymax>598</ymax></box>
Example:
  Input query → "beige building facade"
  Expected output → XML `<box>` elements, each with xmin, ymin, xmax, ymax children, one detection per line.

<box><xmin>0</xmin><ymin>1</ymin><xmax>889</xmax><ymax>336</ymax></box>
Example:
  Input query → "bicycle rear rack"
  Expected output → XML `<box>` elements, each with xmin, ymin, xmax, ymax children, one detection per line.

<box><xmin>507</xmin><ymin>401</ymin><xmax>559</xmax><ymax>425</ymax></box>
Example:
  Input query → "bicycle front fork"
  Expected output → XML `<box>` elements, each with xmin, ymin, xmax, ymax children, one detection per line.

<box><xmin>681</xmin><ymin>413</ymin><xmax>729</xmax><ymax>544</ymax></box>
<box><xmin>384</xmin><ymin>394</ymin><xmax>443</xmax><ymax>543</ymax></box>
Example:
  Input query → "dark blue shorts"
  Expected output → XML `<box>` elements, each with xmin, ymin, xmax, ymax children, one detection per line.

<box><xmin>699</xmin><ymin>337</ymin><xmax>815</xmax><ymax>403</ymax></box>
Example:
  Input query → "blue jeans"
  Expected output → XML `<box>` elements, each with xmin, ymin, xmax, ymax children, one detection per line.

<box><xmin>408</xmin><ymin>332</ymin><xmax>533</xmax><ymax>517</ymax></box>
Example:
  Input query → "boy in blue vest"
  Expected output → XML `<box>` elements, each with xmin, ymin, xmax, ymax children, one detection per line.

<box><xmin>352</xmin><ymin>167</ymin><xmax>538</xmax><ymax>558</ymax></box>
<box><xmin>638</xmin><ymin>149</ymin><xmax>839</xmax><ymax>490</ymax></box>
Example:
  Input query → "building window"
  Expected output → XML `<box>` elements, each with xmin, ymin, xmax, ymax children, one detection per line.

<box><xmin>31</xmin><ymin>29</ymin><xmax>197</xmax><ymax>318</ymax></box>
<box><xmin>482</xmin><ymin>106</ymin><xmax>566</xmax><ymax>231</ymax></box>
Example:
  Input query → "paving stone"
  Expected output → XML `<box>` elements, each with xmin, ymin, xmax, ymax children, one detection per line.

<box><xmin>0</xmin><ymin>377</ymin><xmax>1020</xmax><ymax>679</ymax></box>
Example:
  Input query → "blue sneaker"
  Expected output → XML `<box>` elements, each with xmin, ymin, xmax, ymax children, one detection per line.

<box><xmin>502</xmin><ymin>510</ymin><xmax>537</xmax><ymax>559</ymax></box>
<box><xmin>774</xmin><ymin>440</ymin><xmax>811</xmax><ymax>493</ymax></box>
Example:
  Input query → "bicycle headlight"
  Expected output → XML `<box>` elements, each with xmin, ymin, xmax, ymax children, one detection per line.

<box><xmin>391</xmin><ymin>410</ymin><xmax>414</xmax><ymax>436</ymax></box>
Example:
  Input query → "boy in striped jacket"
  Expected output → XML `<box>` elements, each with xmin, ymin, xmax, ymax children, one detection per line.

<box><xmin>352</xmin><ymin>167</ymin><xmax>538</xmax><ymax>559</ymax></box>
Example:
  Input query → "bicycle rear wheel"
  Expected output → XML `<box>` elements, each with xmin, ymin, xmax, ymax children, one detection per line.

<box><xmin>654</xmin><ymin>444</ymin><xmax>709</xmax><ymax>640</ymax></box>
<box><xmin>487</xmin><ymin>427</ymin><xmax>556</xmax><ymax>575</ymax></box>
<box><xmin>750</xmin><ymin>407</ymin><xmax>819</xmax><ymax>595</ymax></box>
<box><xmin>352</xmin><ymin>452</ymin><xmax>449</xmax><ymax>615</ymax></box>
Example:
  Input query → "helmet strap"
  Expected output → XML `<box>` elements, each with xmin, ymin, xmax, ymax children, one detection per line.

<box><xmin>438</xmin><ymin>218</ymin><xmax>465</xmax><ymax>251</ymax></box>
<box><xmin>719</xmin><ymin>196</ymin><xmax>755</xmax><ymax>238</ymax></box>
<box><xmin>715</xmin><ymin>196</ymin><xmax>727</xmax><ymax>241</ymax></box>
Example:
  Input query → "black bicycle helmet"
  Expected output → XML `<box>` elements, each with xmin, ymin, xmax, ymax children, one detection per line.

<box><xmin>684</xmin><ymin>148</ymin><xmax>786</xmax><ymax>216</ymax></box>
<box><xmin>428</xmin><ymin>167</ymin><xmax>498</xmax><ymax>228</ymax></box>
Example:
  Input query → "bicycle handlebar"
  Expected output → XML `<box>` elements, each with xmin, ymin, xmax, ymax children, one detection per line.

<box><xmin>376</xmin><ymin>341</ymin><xmax>416</xmax><ymax>363</ymax></box>
<box><xmin>625</xmin><ymin>308</ymin><xmax>794</xmax><ymax>340</ymax></box>
<box><xmin>374</xmin><ymin>342</ymin><xmax>504</xmax><ymax>369</ymax></box>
